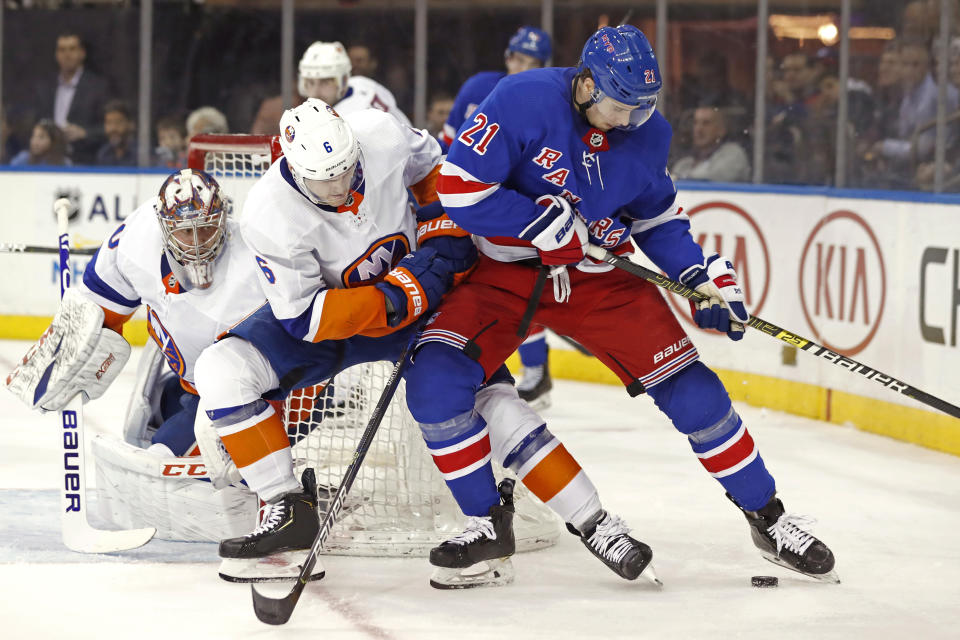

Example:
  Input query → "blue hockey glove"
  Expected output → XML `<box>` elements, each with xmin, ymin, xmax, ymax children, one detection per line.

<box><xmin>678</xmin><ymin>253</ymin><xmax>749</xmax><ymax>341</ymax></box>
<box><xmin>376</xmin><ymin>247</ymin><xmax>453</xmax><ymax>328</ymax></box>
<box><xmin>416</xmin><ymin>201</ymin><xmax>478</xmax><ymax>281</ymax></box>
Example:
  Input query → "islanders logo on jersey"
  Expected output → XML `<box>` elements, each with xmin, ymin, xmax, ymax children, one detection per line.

<box><xmin>146</xmin><ymin>307</ymin><xmax>186</xmax><ymax>377</ymax></box>
<box><xmin>341</xmin><ymin>233</ymin><xmax>411</xmax><ymax>287</ymax></box>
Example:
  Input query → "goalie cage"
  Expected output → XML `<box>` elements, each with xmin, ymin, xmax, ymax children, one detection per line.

<box><xmin>184</xmin><ymin>134</ymin><xmax>561</xmax><ymax>556</ymax></box>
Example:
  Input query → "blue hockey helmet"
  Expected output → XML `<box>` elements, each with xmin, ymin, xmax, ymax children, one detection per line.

<box><xmin>577</xmin><ymin>25</ymin><xmax>661</xmax><ymax>129</ymax></box>
<box><xmin>505</xmin><ymin>26</ymin><xmax>552</xmax><ymax>64</ymax></box>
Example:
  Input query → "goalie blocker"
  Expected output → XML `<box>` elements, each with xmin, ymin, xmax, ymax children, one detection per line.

<box><xmin>6</xmin><ymin>288</ymin><xmax>130</xmax><ymax>411</ymax></box>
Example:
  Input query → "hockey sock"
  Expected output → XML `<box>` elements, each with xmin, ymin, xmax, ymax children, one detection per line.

<box><xmin>502</xmin><ymin>424</ymin><xmax>601</xmax><ymax>530</ymax></box>
<box><xmin>648</xmin><ymin>361</ymin><xmax>775</xmax><ymax>511</ymax></box>
<box><xmin>518</xmin><ymin>330</ymin><xmax>548</xmax><ymax>367</ymax></box>
<box><xmin>211</xmin><ymin>399</ymin><xmax>299</xmax><ymax>502</ymax></box>
<box><xmin>420</xmin><ymin>410</ymin><xmax>499</xmax><ymax>517</ymax></box>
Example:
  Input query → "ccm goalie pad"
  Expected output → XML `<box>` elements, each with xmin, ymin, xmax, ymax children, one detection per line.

<box><xmin>6</xmin><ymin>289</ymin><xmax>130</xmax><ymax>411</ymax></box>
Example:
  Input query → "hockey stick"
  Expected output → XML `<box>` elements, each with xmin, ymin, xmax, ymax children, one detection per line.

<box><xmin>251</xmin><ymin>329</ymin><xmax>420</xmax><ymax>625</ymax></box>
<box><xmin>585</xmin><ymin>244</ymin><xmax>960</xmax><ymax>420</ymax></box>
<box><xmin>0</xmin><ymin>243</ymin><xmax>98</xmax><ymax>255</ymax></box>
<box><xmin>54</xmin><ymin>198</ymin><xmax>156</xmax><ymax>553</ymax></box>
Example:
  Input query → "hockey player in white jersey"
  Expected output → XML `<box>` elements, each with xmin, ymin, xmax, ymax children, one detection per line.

<box><xmin>298</xmin><ymin>41</ymin><xmax>412</xmax><ymax>127</ymax></box>
<box><xmin>194</xmin><ymin>100</ymin><xmax>648</xmax><ymax>588</ymax></box>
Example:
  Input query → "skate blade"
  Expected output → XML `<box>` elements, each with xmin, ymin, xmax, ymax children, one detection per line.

<box><xmin>218</xmin><ymin>552</ymin><xmax>326</xmax><ymax>583</ymax></box>
<box><xmin>641</xmin><ymin>561</ymin><xmax>664</xmax><ymax>588</ymax></box>
<box><xmin>429</xmin><ymin>557</ymin><xmax>515</xmax><ymax>590</ymax></box>
<box><xmin>760</xmin><ymin>552</ymin><xmax>841</xmax><ymax>584</ymax></box>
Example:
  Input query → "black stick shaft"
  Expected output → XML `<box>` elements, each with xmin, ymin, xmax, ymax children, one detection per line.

<box><xmin>251</xmin><ymin>332</ymin><xmax>419</xmax><ymax>625</ymax></box>
<box><xmin>0</xmin><ymin>243</ymin><xmax>97</xmax><ymax>255</ymax></box>
<box><xmin>586</xmin><ymin>245</ymin><xmax>960</xmax><ymax>420</ymax></box>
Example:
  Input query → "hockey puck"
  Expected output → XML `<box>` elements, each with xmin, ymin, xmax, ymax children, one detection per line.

<box><xmin>751</xmin><ymin>576</ymin><xmax>778</xmax><ymax>588</ymax></box>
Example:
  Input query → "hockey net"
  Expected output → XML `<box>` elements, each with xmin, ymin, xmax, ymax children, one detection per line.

<box><xmin>187</xmin><ymin>134</ymin><xmax>561</xmax><ymax>556</ymax></box>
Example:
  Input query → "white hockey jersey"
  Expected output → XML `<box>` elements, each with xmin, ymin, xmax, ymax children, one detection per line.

<box><xmin>336</xmin><ymin>75</ymin><xmax>412</xmax><ymax>127</ymax></box>
<box><xmin>79</xmin><ymin>203</ymin><xmax>266</xmax><ymax>385</ymax></box>
<box><xmin>240</xmin><ymin>108</ymin><xmax>442</xmax><ymax>343</ymax></box>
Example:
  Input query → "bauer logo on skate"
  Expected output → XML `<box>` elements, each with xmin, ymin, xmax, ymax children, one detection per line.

<box><xmin>799</xmin><ymin>210</ymin><xmax>886</xmax><ymax>357</ymax></box>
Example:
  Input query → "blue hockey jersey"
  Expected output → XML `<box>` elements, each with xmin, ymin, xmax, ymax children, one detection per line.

<box><xmin>439</xmin><ymin>71</ymin><xmax>505</xmax><ymax>152</ymax></box>
<box><xmin>436</xmin><ymin>67</ymin><xmax>705</xmax><ymax>280</ymax></box>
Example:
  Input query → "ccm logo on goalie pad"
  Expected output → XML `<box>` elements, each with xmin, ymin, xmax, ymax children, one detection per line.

<box><xmin>388</xmin><ymin>269</ymin><xmax>424</xmax><ymax>317</ymax></box>
<box><xmin>161</xmin><ymin>462</ymin><xmax>207</xmax><ymax>477</ymax></box>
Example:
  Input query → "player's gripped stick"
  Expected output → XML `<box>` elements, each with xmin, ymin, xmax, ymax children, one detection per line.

<box><xmin>584</xmin><ymin>244</ymin><xmax>960</xmax><ymax>420</ymax></box>
<box><xmin>53</xmin><ymin>198</ymin><xmax>156</xmax><ymax>553</ymax></box>
<box><xmin>250</xmin><ymin>324</ymin><xmax>422</xmax><ymax>625</ymax></box>
<box><xmin>0</xmin><ymin>242</ymin><xmax>98</xmax><ymax>255</ymax></box>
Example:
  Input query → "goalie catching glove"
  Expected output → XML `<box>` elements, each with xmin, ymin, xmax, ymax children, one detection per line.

<box><xmin>6</xmin><ymin>288</ymin><xmax>131</xmax><ymax>411</ymax></box>
<box><xmin>678</xmin><ymin>253</ymin><xmax>749</xmax><ymax>341</ymax></box>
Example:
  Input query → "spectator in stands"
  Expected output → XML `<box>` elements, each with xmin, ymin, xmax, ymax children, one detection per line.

<box><xmin>348</xmin><ymin>44</ymin><xmax>379</xmax><ymax>79</ymax></box>
<box><xmin>95</xmin><ymin>100</ymin><xmax>137</xmax><ymax>166</ymax></box>
<box><xmin>34</xmin><ymin>32</ymin><xmax>109</xmax><ymax>165</ymax></box>
<box><xmin>186</xmin><ymin>106</ymin><xmax>229</xmax><ymax>139</ymax></box>
<box><xmin>872</xmin><ymin>39</ymin><xmax>958</xmax><ymax>169</ymax></box>
<box><xmin>778</xmin><ymin>51</ymin><xmax>823</xmax><ymax>114</ymax></box>
<box><xmin>426</xmin><ymin>93</ymin><xmax>455</xmax><ymax>140</ymax></box>
<box><xmin>154</xmin><ymin>114</ymin><xmax>187</xmax><ymax>168</ymax></box>
<box><xmin>678</xmin><ymin>53</ymin><xmax>747</xmax><ymax>113</ymax></box>
<box><xmin>10</xmin><ymin>119</ymin><xmax>71</xmax><ymax>166</ymax></box>
<box><xmin>874</xmin><ymin>41</ymin><xmax>904</xmax><ymax>142</ymax></box>
<box><xmin>671</xmin><ymin>107</ymin><xmax>750</xmax><ymax>182</ymax></box>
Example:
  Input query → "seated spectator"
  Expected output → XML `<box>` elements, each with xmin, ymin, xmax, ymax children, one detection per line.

<box><xmin>873</xmin><ymin>41</ymin><xmax>903</xmax><ymax>142</ymax></box>
<box><xmin>426</xmin><ymin>93</ymin><xmax>454</xmax><ymax>140</ymax></box>
<box><xmin>678</xmin><ymin>53</ymin><xmax>747</xmax><ymax>113</ymax></box>
<box><xmin>186</xmin><ymin>106</ymin><xmax>229</xmax><ymax>140</ymax></box>
<box><xmin>348</xmin><ymin>44</ymin><xmax>379</xmax><ymax>79</ymax></box>
<box><xmin>671</xmin><ymin>106</ymin><xmax>750</xmax><ymax>182</ymax></box>
<box><xmin>154</xmin><ymin>114</ymin><xmax>187</xmax><ymax>168</ymax></box>
<box><xmin>10</xmin><ymin>119</ymin><xmax>71</xmax><ymax>166</ymax></box>
<box><xmin>872</xmin><ymin>39</ymin><xmax>959</xmax><ymax>168</ymax></box>
<box><xmin>95</xmin><ymin>100</ymin><xmax>137</xmax><ymax>166</ymax></box>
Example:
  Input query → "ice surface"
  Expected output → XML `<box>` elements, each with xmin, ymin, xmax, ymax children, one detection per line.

<box><xmin>0</xmin><ymin>341</ymin><xmax>957</xmax><ymax>639</ymax></box>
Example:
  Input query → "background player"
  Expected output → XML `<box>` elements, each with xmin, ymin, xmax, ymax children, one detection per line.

<box><xmin>439</xmin><ymin>25</ymin><xmax>555</xmax><ymax>408</ymax></box>
<box><xmin>406</xmin><ymin>25</ymin><xmax>838</xmax><ymax>586</ymax></box>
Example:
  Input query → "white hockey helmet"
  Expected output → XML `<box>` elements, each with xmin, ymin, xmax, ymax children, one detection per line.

<box><xmin>279</xmin><ymin>98</ymin><xmax>362</xmax><ymax>206</ymax></box>
<box><xmin>298</xmin><ymin>41</ymin><xmax>352</xmax><ymax>101</ymax></box>
<box><xmin>155</xmin><ymin>169</ymin><xmax>228</xmax><ymax>291</ymax></box>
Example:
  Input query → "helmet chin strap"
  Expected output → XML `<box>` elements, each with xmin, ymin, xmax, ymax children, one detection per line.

<box><xmin>571</xmin><ymin>73</ymin><xmax>601</xmax><ymax>120</ymax></box>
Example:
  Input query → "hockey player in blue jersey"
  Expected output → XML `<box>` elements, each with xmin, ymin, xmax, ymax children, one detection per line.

<box><xmin>440</xmin><ymin>24</ymin><xmax>556</xmax><ymax>409</ymax></box>
<box><xmin>406</xmin><ymin>25</ymin><xmax>838</xmax><ymax>586</ymax></box>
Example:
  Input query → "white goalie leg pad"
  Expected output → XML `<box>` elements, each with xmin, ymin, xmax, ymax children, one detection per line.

<box><xmin>6</xmin><ymin>288</ymin><xmax>130</xmax><ymax>411</ymax></box>
<box><xmin>429</xmin><ymin>558</ymin><xmax>515</xmax><ymax>590</ymax></box>
<box><xmin>122</xmin><ymin>340</ymin><xmax>174</xmax><ymax>448</ymax></box>
<box><xmin>91</xmin><ymin>434</ymin><xmax>257</xmax><ymax>542</ymax></box>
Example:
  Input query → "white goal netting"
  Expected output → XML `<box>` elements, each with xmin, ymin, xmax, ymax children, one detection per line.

<box><xmin>187</xmin><ymin>135</ymin><xmax>561</xmax><ymax>556</ymax></box>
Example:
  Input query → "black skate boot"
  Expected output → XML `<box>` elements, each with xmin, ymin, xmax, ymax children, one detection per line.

<box><xmin>567</xmin><ymin>511</ymin><xmax>662</xmax><ymax>586</ymax></box>
<box><xmin>218</xmin><ymin>469</ymin><xmax>324</xmax><ymax>583</ymax></box>
<box><xmin>429</xmin><ymin>479</ymin><xmax>516</xmax><ymax>589</ymax></box>
<box><xmin>517</xmin><ymin>361</ymin><xmax>553</xmax><ymax>410</ymax></box>
<box><xmin>730</xmin><ymin>493</ymin><xmax>839</xmax><ymax>584</ymax></box>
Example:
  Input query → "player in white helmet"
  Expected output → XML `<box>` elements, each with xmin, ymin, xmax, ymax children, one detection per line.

<box><xmin>298</xmin><ymin>41</ymin><xmax>412</xmax><ymax>127</ymax></box>
<box><xmin>5</xmin><ymin>170</ymin><xmax>273</xmax><ymax>542</ymax></box>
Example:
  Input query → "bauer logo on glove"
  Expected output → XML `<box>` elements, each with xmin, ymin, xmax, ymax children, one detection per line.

<box><xmin>678</xmin><ymin>253</ymin><xmax>750</xmax><ymax>341</ymax></box>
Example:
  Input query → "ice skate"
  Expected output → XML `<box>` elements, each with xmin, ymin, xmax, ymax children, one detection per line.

<box><xmin>567</xmin><ymin>511</ymin><xmax>662</xmax><ymax>586</ymax></box>
<box><xmin>730</xmin><ymin>493</ymin><xmax>839</xmax><ymax>584</ymax></box>
<box><xmin>429</xmin><ymin>479</ymin><xmax>516</xmax><ymax>589</ymax></box>
<box><xmin>517</xmin><ymin>362</ymin><xmax>553</xmax><ymax>411</ymax></box>
<box><xmin>218</xmin><ymin>469</ymin><xmax>324</xmax><ymax>583</ymax></box>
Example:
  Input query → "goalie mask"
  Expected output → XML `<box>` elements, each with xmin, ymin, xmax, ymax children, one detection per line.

<box><xmin>279</xmin><ymin>99</ymin><xmax>363</xmax><ymax>211</ymax></box>
<box><xmin>298</xmin><ymin>41</ymin><xmax>352</xmax><ymax>104</ymax></box>
<box><xmin>156</xmin><ymin>169</ymin><xmax>228</xmax><ymax>291</ymax></box>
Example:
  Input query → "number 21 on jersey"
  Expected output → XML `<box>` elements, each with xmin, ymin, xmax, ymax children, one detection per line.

<box><xmin>457</xmin><ymin>112</ymin><xmax>499</xmax><ymax>155</ymax></box>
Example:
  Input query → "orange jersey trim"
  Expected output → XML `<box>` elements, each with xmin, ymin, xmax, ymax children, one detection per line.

<box><xmin>520</xmin><ymin>444</ymin><xmax>582</xmax><ymax>503</ymax></box>
<box><xmin>312</xmin><ymin>286</ymin><xmax>390</xmax><ymax>342</ymax></box>
<box><xmin>101</xmin><ymin>307</ymin><xmax>134</xmax><ymax>334</ymax></box>
<box><xmin>410</xmin><ymin>164</ymin><xmax>441</xmax><ymax>206</ymax></box>
<box><xmin>219</xmin><ymin>412</ymin><xmax>289</xmax><ymax>469</ymax></box>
